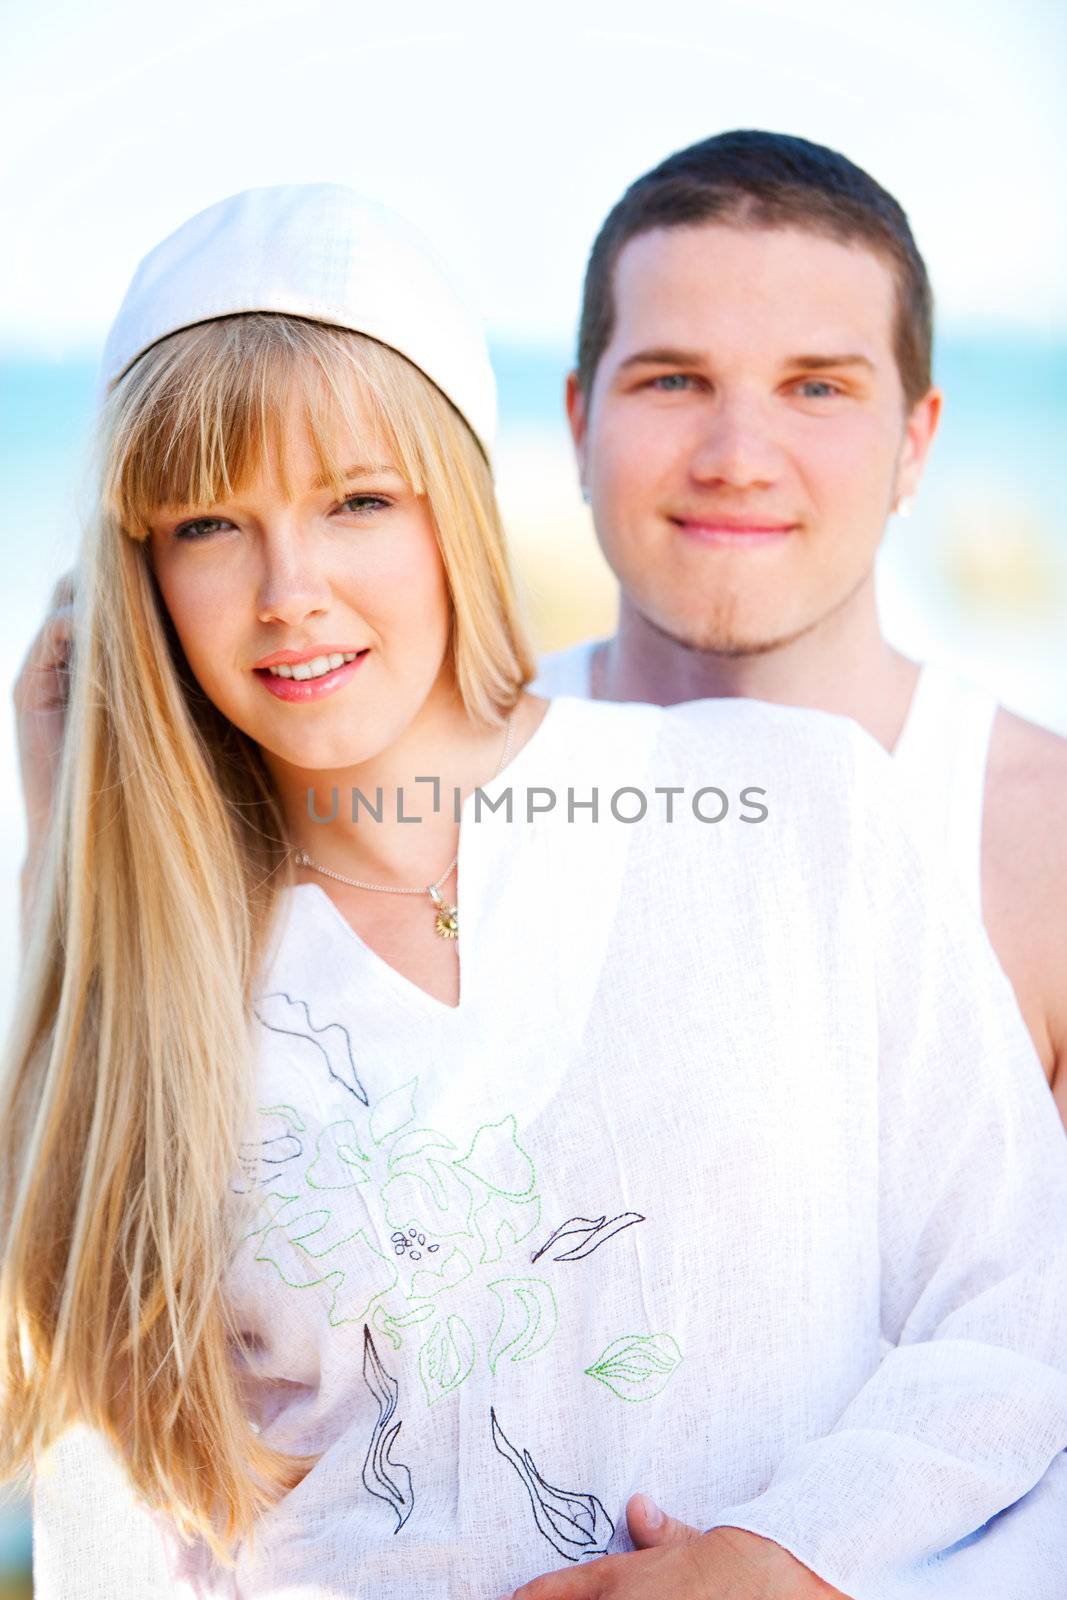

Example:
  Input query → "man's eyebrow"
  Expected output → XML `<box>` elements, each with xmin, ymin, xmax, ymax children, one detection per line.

<box><xmin>782</xmin><ymin>353</ymin><xmax>876</xmax><ymax>373</ymax></box>
<box><xmin>616</xmin><ymin>347</ymin><xmax>707</xmax><ymax>372</ymax></box>
<box><xmin>615</xmin><ymin>348</ymin><xmax>878</xmax><ymax>375</ymax></box>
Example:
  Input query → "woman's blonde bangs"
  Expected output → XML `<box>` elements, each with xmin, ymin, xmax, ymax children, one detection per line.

<box><xmin>103</xmin><ymin>316</ymin><xmax>436</xmax><ymax>541</ymax></box>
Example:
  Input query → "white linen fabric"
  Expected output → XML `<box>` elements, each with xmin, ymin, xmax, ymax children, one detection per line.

<box><xmin>32</xmin><ymin>697</ymin><xmax>1067</xmax><ymax>1599</ymax></box>
<box><xmin>531</xmin><ymin>651</ymin><xmax>1000</xmax><ymax>910</ymax></box>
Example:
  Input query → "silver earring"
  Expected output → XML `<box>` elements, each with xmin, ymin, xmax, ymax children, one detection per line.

<box><xmin>580</xmin><ymin>485</ymin><xmax>591</xmax><ymax>505</ymax></box>
<box><xmin>895</xmin><ymin>494</ymin><xmax>915</xmax><ymax>518</ymax></box>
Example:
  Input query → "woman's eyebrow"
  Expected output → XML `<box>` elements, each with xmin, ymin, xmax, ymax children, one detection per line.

<box><xmin>311</xmin><ymin>461</ymin><xmax>394</xmax><ymax>489</ymax></box>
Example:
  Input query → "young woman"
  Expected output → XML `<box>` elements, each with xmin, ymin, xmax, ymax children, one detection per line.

<box><xmin>4</xmin><ymin>185</ymin><xmax>1067</xmax><ymax>1600</ymax></box>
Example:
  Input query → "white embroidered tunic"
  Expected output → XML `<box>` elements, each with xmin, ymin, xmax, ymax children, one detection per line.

<box><xmin>32</xmin><ymin>697</ymin><xmax>1067</xmax><ymax>1599</ymax></box>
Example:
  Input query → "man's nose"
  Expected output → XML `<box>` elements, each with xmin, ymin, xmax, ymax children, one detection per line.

<box><xmin>687</xmin><ymin>395</ymin><xmax>783</xmax><ymax>490</ymax></box>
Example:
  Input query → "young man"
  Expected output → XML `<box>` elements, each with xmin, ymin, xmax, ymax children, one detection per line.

<box><xmin>533</xmin><ymin>129</ymin><xmax>1067</xmax><ymax>1123</ymax></box>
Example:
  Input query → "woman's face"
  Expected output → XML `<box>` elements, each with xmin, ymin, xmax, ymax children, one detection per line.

<box><xmin>147</xmin><ymin>387</ymin><xmax>454</xmax><ymax>775</ymax></box>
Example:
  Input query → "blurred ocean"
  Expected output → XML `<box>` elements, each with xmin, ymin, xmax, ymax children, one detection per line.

<box><xmin>0</xmin><ymin>334</ymin><xmax>1065</xmax><ymax>1588</ymax></box>
<box><xmin>2</xmin><ymin>333</ymin><xmax>1066</xmax><ymax>979</ymax></box>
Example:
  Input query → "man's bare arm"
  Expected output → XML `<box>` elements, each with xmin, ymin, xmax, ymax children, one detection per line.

<box><xmin>982</xmin><ymin>708</ymin><xmax>1067</xmax><ymax>1124</ymax></box>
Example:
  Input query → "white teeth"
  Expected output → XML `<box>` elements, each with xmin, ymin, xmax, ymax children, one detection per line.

<box><xmin>266</xmin><ymin>651</ymin><xmax>358</xmax><ymax>681</ymax></box>
<box><xmin>292</xmin><ymin>655</ymin><xmax>328</xmax><ymax>681</ymax></box>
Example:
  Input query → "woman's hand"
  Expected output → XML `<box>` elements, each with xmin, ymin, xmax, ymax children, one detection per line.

<box><xmin>14</xmin><ymin>569</ymin><xmax>77</xmax><ymax>882</ymax></box>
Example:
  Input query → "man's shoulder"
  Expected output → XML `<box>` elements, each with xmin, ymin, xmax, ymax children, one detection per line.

<box><xmin>535</xmin><ymin>692</ymin><xmax>887</xmax><ymax>787</ymax></box>
<box><xmin>530</xmin><ymin>638</ymin><xmax>599</xmax><ymax>698</ymax></box>
<box><xmin>985</xmin><ymin>708</ymin><xmax>1067</xmax><ymax>869</ymax></box>
<box><xmin>664</xmin><ymin>694</ymin><xmax>890</xmax><ymax>776</ymax></box>
<box><xmin>987</xmin><ymin>705</ymin><xmax>1067</xmax><ymax>794</ymax></box>
<box><xmin>983</xmin><ymin>707</ymin><xmax>1067</xmax><ymax>1083</ymax></box>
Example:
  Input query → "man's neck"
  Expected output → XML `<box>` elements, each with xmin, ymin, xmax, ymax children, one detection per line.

<box><xmin>597</xmin><ymin>578</ymin><xmax>920</xmax><ymax>755</ymax></box>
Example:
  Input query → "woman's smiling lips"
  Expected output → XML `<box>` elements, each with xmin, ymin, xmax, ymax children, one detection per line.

<box><xmin>670</xmin><ymin>514</ymin><xmax>797</xmax><ymax>547</ymax></box>
<box><xmin>253</xmin><ymin>647</ymin><xmax>370</xmax><ymax>702</ymax></box>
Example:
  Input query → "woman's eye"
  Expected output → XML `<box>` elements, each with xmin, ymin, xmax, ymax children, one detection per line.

<box><xmin>174</xmin><ymin>516</ymin><xmax>229</xmax><ymax>541</ymax></box>
<box><xmin>339</xmin><ymin>494</ymin><xmax>392</xmax><ymax>516</ymax></box>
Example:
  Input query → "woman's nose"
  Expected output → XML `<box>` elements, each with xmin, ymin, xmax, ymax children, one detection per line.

<box><xmin>255</xmin><ymin>530</ymin><xmax>333</xmax><ymax>626</ymax></box>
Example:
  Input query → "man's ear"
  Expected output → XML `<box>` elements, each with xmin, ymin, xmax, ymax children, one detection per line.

<box><xmin>895</xmin><ymin>385</ymin><xmax>943</xmax><ymax>504</ymax></box>
<box><xmin>565</xmin><ymin>370</ymin><xmax>589</xmax><ymax>491</ymax></box>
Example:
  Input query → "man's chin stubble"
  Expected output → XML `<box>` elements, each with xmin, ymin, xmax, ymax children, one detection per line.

<box><xmin>644</xmin><ymin>569</ymin><xmax>871</xmax><ymax>660</ymax></box>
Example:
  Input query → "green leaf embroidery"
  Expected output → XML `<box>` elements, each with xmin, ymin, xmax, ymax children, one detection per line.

<box><xmin>382</xmin><ymin>1302</ymin><xmax>436</xmax><ymax>1329</ymax></box>
<box><xmin>258</xmin><ymin>1102</ymin><xmax>306</xmax><ymax>1130</ymax></box>
<box><xmin>387</xmin><ymin>1127</ymin><xmax>456</xmax><ymax>1168</ymax></box>
<box><xmin>370</xmin><ymin>1078</ymin><xmax>418</xmax><ymax>1145</ymax></box>
<box><xmin>455</xmin><ymin>1115</ymin><xmax>535</xmax><ymax>1198</ymax></box>
<box><xmin>418</xmin><ymin>1314</ymin><xmax>475</xmax><ymax>1405</ymax></box>
<box><xmin>472</xmin><ymin>1190</ymin><xmax>542</xmax><ymax>1265</ymax></box>
<box><xmin>306</xmin><ymin>1121</ymin><xmax>371</xmax><ymax>1189</ymax></box>
<box><xmin>408</xmin><ymin>1244</ymin><xmax>474</xmax><ymax>1302</ymax></box>
<box><xmin>372</xmin><ymin>1299</ymin><xmax>436</xmax><ymax>1352</ymax></box>
<box><xmin>255</xmin><ymin>1217</ymin><xmax>398</xmax><ymax>1328</ymax></box>
<box><xmin>584</xmin><ymin>1334</ymin><xmax>683</xmax><ymax>1402</ymax></box>
<box><xmin>381</xmin><ymin>1165</ymin><xmax>475</xmax><ymax>1238</ymax></box>
<box><xmin>487</xmin><ymin>1277</ymin><xmax>558</xmax><ymax>1372</ymax></box>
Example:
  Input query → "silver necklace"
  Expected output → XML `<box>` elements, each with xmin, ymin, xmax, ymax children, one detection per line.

<box><xmin>291</xmin><ymin>710</ymin><xmax>515</xmax><ymax>941</ymax></box>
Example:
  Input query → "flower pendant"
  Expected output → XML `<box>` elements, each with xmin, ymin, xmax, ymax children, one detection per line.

<box><xmin>428</xmin><ymin>886</ymin><xmax>459</xmax><ymax>940</ymax></box>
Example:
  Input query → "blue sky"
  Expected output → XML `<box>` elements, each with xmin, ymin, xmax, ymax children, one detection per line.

<box><xmin>2</xmin><ymin>0</ymin><xmax>1064</xmax><ymax>354</ymax></box>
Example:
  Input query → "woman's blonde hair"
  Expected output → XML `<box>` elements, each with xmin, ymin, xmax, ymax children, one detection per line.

<box><xmin>0</xmin><ymin>314</ymin><xmax>536</xmax><ymax>1563</ymax></box>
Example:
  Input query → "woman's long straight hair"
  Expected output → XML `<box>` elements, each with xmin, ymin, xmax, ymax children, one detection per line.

<box><xmin>0</xmin><ymin>315</ymin><xmax>536</xmax><ymax>1563</ymax></box>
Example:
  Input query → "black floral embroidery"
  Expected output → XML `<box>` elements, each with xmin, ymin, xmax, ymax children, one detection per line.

<box><xmin>490</xmin><ymin>1407</ymin><xmax>614</xmax><ymax>1561</ymax></box>
<box><xmin>390</xmin><ymin>1227</ymin><xmax>440</xmax><ymax>1262</ymax></box>
<box><xmin>361</xmin><ymin>1324</ymin><xmax>414</xmax><ymax>1532</ymax></box>
<box><xmin>530</xmin><ymin>1211</ymin><xmax>645</xmax><ymax>1264</ymax></box>
<box><xmin>253</xmin><ymin>991</ymin><xmax>369</xmax><ymax>1104</ymax></box>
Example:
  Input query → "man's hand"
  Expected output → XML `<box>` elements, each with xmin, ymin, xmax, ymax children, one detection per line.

<box><xmin>496</xmin><ymin>1492</ymin><xmax>851</xmax><ymax>1598</ymax></box>
<box><xmin>14</xmin><ymin>568</ymin><xmax>77</xmax><ymax>849</ymax></box>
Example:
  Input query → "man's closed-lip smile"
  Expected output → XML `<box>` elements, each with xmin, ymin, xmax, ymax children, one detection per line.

<box><xmin>670</xmin><ymin>514</ymin><xmax>798</xmax><ymax>546</ymax></box>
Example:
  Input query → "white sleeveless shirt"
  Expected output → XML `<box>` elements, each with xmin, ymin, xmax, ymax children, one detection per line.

<box><xmin>890</xmin><ymin>661</ymin><xmax>998</xmax><ymax>912</ymax></box>
<box><xmin>531</xmin><ymin>646</ymin><xmax>999</xmax><ymax>912</ymax></box>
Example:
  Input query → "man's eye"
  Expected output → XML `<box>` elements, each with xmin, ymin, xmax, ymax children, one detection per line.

<box><xmin>174</xmin><ymin>516</ymin><xmax>229</xmax><ymax>541</ymax></box>
<box><xmin>795</xmin><ymin>379</ymin><xmax>841</xmax><ymax>399</ymax></box>
<box><xmin>648</xmin><ymin>373</ymin><xmax>698</xmax><ymax>392</ymax></box>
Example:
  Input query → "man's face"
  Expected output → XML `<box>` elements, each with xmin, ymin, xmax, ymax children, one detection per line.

<box><xmin>569</xmin><ymin>223</ymin><xmax>939</xmax><ymax>655</ymax></box>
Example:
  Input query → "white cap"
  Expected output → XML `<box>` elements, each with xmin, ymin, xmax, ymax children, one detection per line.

<box><xmin>97</xmin><ymin>183</ymin><xmax>497</xmax><ymax>459</ymax></box>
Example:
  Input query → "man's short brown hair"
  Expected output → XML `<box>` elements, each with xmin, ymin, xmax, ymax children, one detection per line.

<box><xmin>577</xmin><ymin>129</ymin><xmax>934</xmax><ymax>410</ymax></box>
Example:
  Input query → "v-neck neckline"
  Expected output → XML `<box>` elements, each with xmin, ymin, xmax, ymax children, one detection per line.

<box><xmin>286</xmin><ymin>695</ymin><xmax>569</xmax><ymax>1019</ymax></box>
